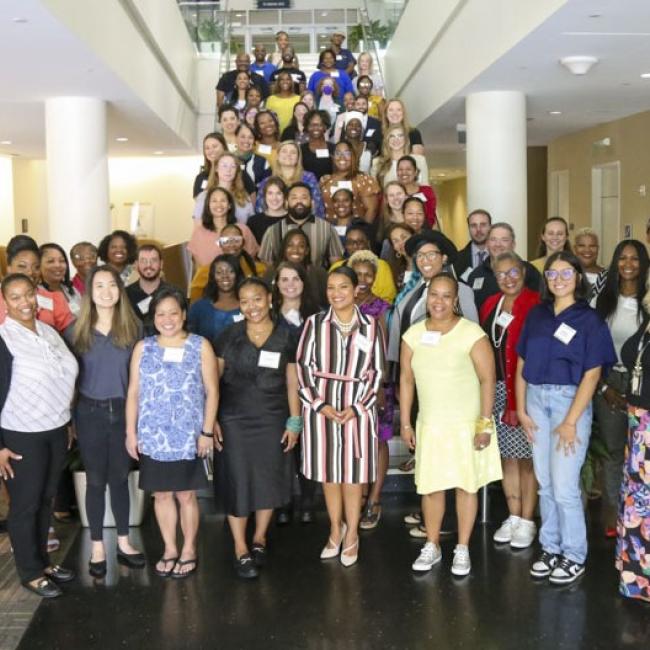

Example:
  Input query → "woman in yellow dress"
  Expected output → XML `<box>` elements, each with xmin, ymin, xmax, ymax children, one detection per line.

<box><xmin>400</xmin><ymin>272</ymin><xmax>502</xmax><ymax>576</ymax></box>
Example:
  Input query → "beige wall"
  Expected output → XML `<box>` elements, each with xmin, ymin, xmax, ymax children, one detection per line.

<box><xmin>12</xmin><ymin>159</ymin><xmax>49</xmax><ymax>244</ymax></box>
<box><xmin>435</xmin><ymin>176</ymin><xmax>468</xmax><ymax>249</ymax></box>
<box><xmin>547</xmin><ymin>109</ymin><xmax>650</xmax><ymax>242</ymax></box>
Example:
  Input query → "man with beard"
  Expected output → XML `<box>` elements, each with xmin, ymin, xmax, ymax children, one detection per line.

<box><xmin>126</xmin><ymin>245</ymin><xmax>171</xmax><ymax>335</ymax></box>
<box><xmin>259</xmin><ymin>182</ymin><xmax>343</xmax><ymax>269</ymax></box>
<box><xmin>452</xmin><ymin>209</ymin><xmax>492</xmax><ymax>282</ymax></box>
<box><xmin>269</xmin><ymin>46</ymin><xmax>306</xmax><ymax>95</ymax></box>
<box><xmin>250</xmin><ymin>44</ymin><xmax>276</xmax><ymax>83</ymax></box>
<box><xmin>216</xmin><ymin>52</ymin><xmax>269</xmax><ymax>108</ymax></box>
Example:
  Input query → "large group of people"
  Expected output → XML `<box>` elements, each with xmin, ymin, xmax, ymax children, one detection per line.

<box><xmin>0</xmin><ymin>31</ymin><xmax>648</xmax><ymax>609</ymax></box>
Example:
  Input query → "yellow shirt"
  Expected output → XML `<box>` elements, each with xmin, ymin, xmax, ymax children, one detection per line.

<box><xmin>530</xmin><ymin>257</ymin><xmax>546</xmax><ymax>273</ymax></box>
<box><xmin>265</xmin><ymin>95</ymin><xmax>301</xmax><ymax>133</ymax></box>
<box><xmin>329</xmin><ymin>258</ymin><xmax>397</xmax><ymax>304</ymax></box>
<box><xmin>189</xmin><ymin>258</ymin><xmax>266</xmax><ymax>303</ymax></box>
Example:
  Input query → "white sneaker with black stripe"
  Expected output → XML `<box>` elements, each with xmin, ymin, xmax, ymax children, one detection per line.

<box><xmin>530</xmin><ymin>551</ymin><xmax>559</xmax><ymax>578</ymax></box>
<box><xmin>549</xmin><ymin>556</ymin><xmax>585</xmax><ymax>584</ymax></box>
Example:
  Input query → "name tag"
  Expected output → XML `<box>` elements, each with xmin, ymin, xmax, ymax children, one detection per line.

<box><xmin>254</xmin><ymin>69</ymin><xmax>265</xmax><ymax>76</ymax></box>
<box><xmin>232</xmin><ymin>313</ymin><xmax>244</xmax><ymax>323</ymax></box>
<box><xmin>366</xmin><ymin>128</ymin><xmax>375</xmax><ymax>136</ymax></box>
<box><xmin>316</xmin><ymin>148</ymin><xmax>330</xmax><ymax>159</ymax></box>
<box><xmin>201</xmin><ymin>179</ymin><xmax>207</xmax><ymax>190</ymax></box>
<box><xmin>335</xmin><ymin>225</ymin><xmax>347</xmax><ymax>236</ymax></box>
<box><xmin>460</xmin><ymin>268</ymin><xmax>472</xmax><ymax>282</ymax></box>
<box><xmin>36</xmin><ymin>294</ymin><xmax>54</xmax><ymax>311</ymax></box>
<box><xmin>137</xmin><ymin>296</ymin><xmax>152</xmax><ymax>315</ymax></box>
<box><xmin>257</xmin><ymin>144</ymin><xmax>272</xmax><ymax>155</ymax></box>
<box><xmin>496</xmin><ymin>312</ymin><xmax>514</xmax><ymax>329</ymax></box>
<box><xmin>421</xmin><ymin>331</ymin><xmax>441</xmax><ymax>346</ymax></box>
<box><xmin>284</xmin><ymin>309</ymin><xmax>302</xmax><ymax>327</ymax></box>
<box><xmin>163</xmin><ymin>347</ymin><xmax>184</xmax><ymax>363</ymax></box>
<box><xmin>554</xmin><ymin>323</ymin><xmax>577</xmax><ymax>345</ymax></box>
<box><xmin>259</xmin><ymin>350</ymin><xmax>280</xmax><ymax>369</ymax></box>
<box><xmin>412</xmin><ymin>192</ymin><xmax>426</xmax><ymax>201</ymax></box>
<box><xmin>355</xmin><ymin>333</ymin><xmax>371</xmax><ymax>353</ymax></box>
<box><xmin>335</xmin><ymin>180</ymin><xmax>353</xmax><ymax>191</ymax></box>
<box><xmin>472</xmin><ymin>278</ymin><xmax>484</xmax><ymax>290</ymax></box>
<box><xmin>336</xmin><ymin>54</ymin><xmax>343</xmax><ymax>61</ymax></box>
<box><xmin>291</xmin><ymin>73</ymin><xmax>301</xmax><ymax>83</ymax></box>
<box><xmin>331</xmin><ymin>70</ymin><xmax>340</xmax><ymax>78</ymax></box>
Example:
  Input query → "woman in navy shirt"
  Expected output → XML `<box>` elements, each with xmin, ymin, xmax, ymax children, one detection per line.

<box><xmin>515</xmin><ymin>251</ymin><xmax>616</xmax><ymax>585</ymax></box>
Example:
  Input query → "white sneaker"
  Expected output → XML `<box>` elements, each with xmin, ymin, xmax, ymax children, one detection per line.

<box><xmin>412</xmin><ymin>542</ymin><xmax>442</xmax><ymax>572</ymax></box>
<box><xmin>493</xmin><ymin>515</ymin><xmax>520</xmax><ymax>543</ymax></box>
<box><xmin>510</xmin><ymin>519</ymin><xmax>537</xmax><ymax>549</ymax></box>
<box><xmin>409</xmin><ymin>524</ymin><xmax>427</xmax><ymax>538</ymax></box>
<box><xmin>451</xmin><ymin>544</ymin><xmax>471</xmax><ymax>576</ymax></box>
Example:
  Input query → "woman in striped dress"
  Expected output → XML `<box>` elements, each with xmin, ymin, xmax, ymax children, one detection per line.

<box><xmin>296</xmin><ymin>266</ymin><xmax>384</xmax><ymax>567</ymax></box>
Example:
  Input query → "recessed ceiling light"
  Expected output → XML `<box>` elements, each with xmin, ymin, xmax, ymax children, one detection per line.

<box><xmin>0</xmin><ymin>140</ymin><xmax>12</xmax><ymax>145</ymax></box>
<box><xmin>115</xmin><ymin>137</ymin><xmax>129</xmax><ymax>142</ymax></box>
<box><xmin>12</xmin><ymin>17</ymin><xmax>28</xmax><ymax>23</ymax></box>
<box><xmin>589</xmin><ymin>13</ymin><xmax>602</xmax><ymax>18</ymax></box>
<box><xmin>153</xmin><ymin>150</ymin><xmax>164</xmax><ymax>155</ymax></box>
<box><xmin>549</xmin><ymin>110</ymin><xmax>562</xmax><ymax>115</ymax></box>
<box><xmin>437</xmin><ymin>173</ymin><xmax>447</xmax><ymax>177</ymax></box>
<box><xmin>641</xmin><ymin>73</ymin><xmax>650</xmax><ymax>79</ymax></box>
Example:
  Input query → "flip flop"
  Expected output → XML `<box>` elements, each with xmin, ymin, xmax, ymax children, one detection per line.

<box><xmin>171</xmin><ymin>558</ymin><xmax>198</xmax><ymax>579</ymax></box>
<box><xmin>154</xmin><ymin>557</ymin><xmax>178</xmax><ymax>577</ymax></box>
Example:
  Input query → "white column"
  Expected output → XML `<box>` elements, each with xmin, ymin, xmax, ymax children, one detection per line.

<box><xmin>466</xmin><ymin>91</ymin><xmax>528</xmax><ymax>256</ymax></box>
<box><xmin>45</xmin><ymin>97</ymin><xmax>110</xmax><ymax>253</ymax></box>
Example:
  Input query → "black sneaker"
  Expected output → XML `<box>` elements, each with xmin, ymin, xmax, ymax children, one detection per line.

<box><xmin>530</xmin><ymin>551</ymin><xmax>559</xmax><ymax>578</ymax></box>
<box><xmin>251</xmin><ymin>543</ymin><xmax>267</xmax><ymax>568</ymax></box>
<box><xmin>234</xmin><ymin>553</ymin><xmax>259</xmax><ymax>579</ymax></box>
<box><xmin>549</xmin><ymin>556</ymin><xmax>585</xmax><ymax>585</ymax></box>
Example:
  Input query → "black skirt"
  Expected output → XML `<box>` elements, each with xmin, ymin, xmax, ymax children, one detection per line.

<box><xmin>139</xmin><ymin>455</ymin><xmax>208</xmax><ymax>492</ymax></box>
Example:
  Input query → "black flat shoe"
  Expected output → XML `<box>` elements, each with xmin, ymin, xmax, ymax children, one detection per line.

<box><xmin>251</xmin><ymin>543</ymin><xmax>267</xmax><ymax>567</ymax></box>
<box><xmin>300</xmin><ymin>510</ymin><xmax>314</xmax><ymax>524</ymax></box>
<box><xmin>45</xmin><ymin>565</ymin><xmax>75</xmax><ymax>583</ymax></box>
<box><xmin>23</xmin><ymin>577</ymin><xmax>62</xmax><ymax>599</ymax></box>
<box><xmin>117</xmin><ymin>549</ymin><xmax>146</xmax><ymax>569</ymax></box>
<box><xmin>234</xmin><ymin>553</ymin><xmax>258</xmax><ymax>579</ymax></box>
<box><xmin>276</xmin><ymin>509</ymin><xmax>291</xmax><ymax>526</ymax></box>
<box><xmin>89</xmin><ymin>558</ymin><xmax>107</xmax><ymax>578</ymax></box>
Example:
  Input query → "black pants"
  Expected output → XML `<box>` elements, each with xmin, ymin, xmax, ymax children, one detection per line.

<box><xmin>75</xmin><ymin>398</ymin><xmax>132</xmax><ymax>540</ymax></box>
<box><xmin>2</xmin><ymin>426</ymin><xmax>67</xmax><ymax>583</ymax></box>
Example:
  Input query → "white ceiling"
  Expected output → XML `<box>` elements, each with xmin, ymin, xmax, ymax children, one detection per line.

<box><xmin>421</xmin><ymin>0</ymin><xmax>650</xmax><ymax>170</ymax></box>
<box><xmin>0</xmin><ymin>0</ymin><xmax>196</xmax><ymax>158</ymax></box>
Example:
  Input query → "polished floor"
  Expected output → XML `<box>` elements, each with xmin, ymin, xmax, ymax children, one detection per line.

<box><xmin>14</xmin><ymin>493</ymin><xmax>650</xmax><ymax>650</ymax></box>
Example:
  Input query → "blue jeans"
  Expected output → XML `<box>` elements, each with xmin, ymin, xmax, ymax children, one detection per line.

<box><xmin>526</xmin><ymin>384</ymin><xmax>591</xmax><ymax>564</ymax></box>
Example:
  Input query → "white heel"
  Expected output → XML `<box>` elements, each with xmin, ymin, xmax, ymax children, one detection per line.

<box><xmin>320</xmin><ymin>523</ymin><xmax>347</xmax><ymax>559</ymax></box>
<box><xmin>340</xmin><ymin>537</ymin><xmax>359</xmax><ymax>567</ymax></box>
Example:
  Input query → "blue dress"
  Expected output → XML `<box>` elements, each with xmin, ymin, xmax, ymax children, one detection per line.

<box><xmin>188</xmin><ymin>299</ymin><xmax>242</xmax><ymax>343</ymax></box>
<box><xmin>137</xmin><ymin>334</ymin><xmax>208</xmax><ymax>491</ymax></box>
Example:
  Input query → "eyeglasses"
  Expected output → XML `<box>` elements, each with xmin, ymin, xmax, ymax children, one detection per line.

<box><xmin>218</xmin><ymin>236</ymin><xmax>243</xmax><ymax>247</ymax></box>
<box><xmin>334</xmin><ymin>150</ymin><xmax>352</xmax><ymax>158</ymax></box>
<box><xmin>495</xmin><ymin>267</ymin><xmax>521</xmax><ymax>281</ymax></box>
<box><xmin>544</xmin><ymin>268</ymin><xmax>577</xmax><ymax>281</ymax></box>
<box><xmin>388</xmin><ymin>133</ymin><xmax>406</xmax><ymax>140</ymax></box>
<box><xmin>415</xmin><ymin>251</ymin><xmax>441</xmax><ymax>262</ymax></box>
<box><xmin>72</xmin><ymin>254</ymin><xmax>97</xmax><ymax>262</ymax></box>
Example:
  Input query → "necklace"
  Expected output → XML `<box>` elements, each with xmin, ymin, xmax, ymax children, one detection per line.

<box><xmin>247</xmin><ymin>322</ymin><xmax>272</xmax><ymax>340</ymax></box>
<box><xmin>333</xmin><ymin>311</ymin><xmax>357</xmax><ymax>336</ymax></box>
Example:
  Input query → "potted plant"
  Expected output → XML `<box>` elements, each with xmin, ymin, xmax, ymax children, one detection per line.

<box><xmin>197</xmin><ymin>18</ymin><xmax>223</xmax><ymax>54</ymax></box>
<box><xmin>348</xmin><ymin>20</ymin><xmax>395</xmax><ymax>52</ymax></box>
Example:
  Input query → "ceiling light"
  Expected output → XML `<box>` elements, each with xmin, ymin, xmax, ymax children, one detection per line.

<box><xmin>153</xmin><ymin>150</ymin><xmax>164</xmax><ymax>155</ymax></box>
<box><xmin>588</xmin><ymin>13</ymin><xmax>602</xmax><ymax>18</ymax></box>
<box><xmin>12</xmin><ymin>17</ymin><xmax>28</xmax><ymax>23</ymax></box>
<box><xmin>549</xmin><ymin>110</ymin><xmax>562</xmax><ymax>115</ymax></box>
<box><xmin>0</xmin><ymin>140</ymin><xmax>12</xmax><ymax>145</ymax></box>
<box><xmin>560</xmin><ymin>55</ymin><xmax>598</xmax><ymax>75</ymax></box>
<box><xmin>641</xmin><ymin>73</ymin><xmax>650</xmax><ymax>79</ymax></box>
<box><xmin>115</xmin><ymin>137</ymin><xmax>129</xmax><ymax>142</ymax></box>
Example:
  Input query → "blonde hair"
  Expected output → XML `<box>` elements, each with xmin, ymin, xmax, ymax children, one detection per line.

<box><xmin>358</xmin><ymin>52</ymin><xmax>374</xmax><ymax>74</ymax></box>
<box><xmin>72</xmin><ymin>266</ymin><xmax>140</xmax><ymax>354</ymax></box>
<box><xmin>382</xmin><ymin>98</ymin><xmax>414</xmax><ymax>134</ymax></box>
<box><xmin>348</xmin><ymin>249</ymin><xmax>379</xmax><ymax>271</ymax></box>
<box><xmin>574</xmin><ymin>227</ymin><xmax>599</xmax><ymax>244</ymax></box>
<box><xmin>207</xmin><ymin>152</ymin><xmax>250</xmax><ymax>207</ymax></box>
<box><xmin>380</xmin><ymin>181</ymin><xmax>407</xmax><ymax>241</ymax></box>
<box><xmin>271</xmin><ymin>141</ymin><xmax>304</xmax><ymax>185</ymax></box>
<box><xmin>376</xmin><ymin>124</ymin><xmax>411</xmax><ymax>186</ymax></box>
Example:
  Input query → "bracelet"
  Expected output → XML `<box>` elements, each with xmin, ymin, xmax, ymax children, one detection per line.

<box><xmin>401</xmin><ymin>424</ymin><xmax>413</xmax><ymax>430</ymax></box>
<box><xmin>600</xmin><ymin>384</ymin><xmax>608</xmax><ymax>395</ymax></box>
<box><xmin>286</xmin><ymin>416</ymin><xmax>303</xmax><ymax>434</ymax></box>
<box><xmin>200</xmin><ymin>431</ymin><xmax>214</xmax><ymax>438</ymax></box>
<box><xmin>475</xmin><ymin>416</ymin><xmax>495</xmax><ymax>436</ymax></box>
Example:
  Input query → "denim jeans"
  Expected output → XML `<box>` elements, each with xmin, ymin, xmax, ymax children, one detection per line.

<box><xmin>526</xmin><ymin>384</ymin><xmax>591</xmax><ymax>564</ymax></box>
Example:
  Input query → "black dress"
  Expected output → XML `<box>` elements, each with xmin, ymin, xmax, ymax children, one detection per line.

<box><xmin>214</xmin><ymin>322</ymin><xmax>296</xmax><ymax>516</ymax></box>
<box><xmin>300</xmin><ymin>142</ymin><xmax>335</xmax><ymax>180</ymax></box>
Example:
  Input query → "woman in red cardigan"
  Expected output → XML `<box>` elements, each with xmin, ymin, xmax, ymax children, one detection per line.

<box><xmin>480</xmin><ymin>251</ymin><xmax>540</xmax><ymax>549</ymax></box>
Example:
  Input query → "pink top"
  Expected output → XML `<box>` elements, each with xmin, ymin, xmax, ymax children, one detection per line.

<box><xmin>72</xmin><ymin>274</ymin><xmax>86</xmax><ymax>295</ymax></box>
<box><xmin>187</xmin><ymin>221</ymin><xmax>259</xmax><ymax>267</ymax></box>
<box><xmin>0</xmin><ymin>286</ymin><xmax>74</xmax><ymax>333</ymax></box>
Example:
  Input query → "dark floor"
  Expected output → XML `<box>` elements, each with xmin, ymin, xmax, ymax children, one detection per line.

<box><xmin>16</xmin><ymin>492</ymin><xmax>650</xmax><ymax>650</ymax></box>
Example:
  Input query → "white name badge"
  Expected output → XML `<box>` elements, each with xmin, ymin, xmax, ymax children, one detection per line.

<box><xmin>366</xmin><ymin>128</ymin><xmax>375</xmax><ymax>137</ymax></box>
<box><xmin>257</xmin><ymin>144</ymin><xmax>272</xmax><ymax>155</ymax></box>
<box><xmin>460</xmin><ymin>268</ymin><xmax>472</xmax><ymax>283</ymax></box>
<box><xmin>201</xmin><ymin>179</ymin><xmax>207</xmax><ymax>190</ymax></box>
<box><xmin>412</xmin><ymin>192</ymin><xmax>427</xmax><ymax>201</ymax></box>
<box><xmin>315</xmin><ymin>148</ymin><xmax>330</xmax><ymax>159</ymax></box>
<box><xmin>291</xmin><ymin>74</ymin><xmax>301</xmax><ymax>83</ymax></box>
<box><xmin>335</xmin><ymin>225</ymin><xmax>347</xmax><ymax>236</ymax></box>
<box><xmin>496</xmin><ymin>311</ymin><xmax>514</xmax><ymax>329</ymax></box>
<box><xmin>421</xmin><ymin>331</ymin><xmax>441</xmax><ymax>346</ymax></box>
<box><xmin>284</xmin><ymin>308</ymin><xmax>302</xmax><ymax>327</ymax></box>
<box><xmin>355</xmin><ymin>333</ymin><xmax>371</xmax><ymax>353</ymax></box>
<box><xmin>336</xmin><ymin>54</ymin><xmax>343</xmax><ymax>61</ymax></box>
<box><xmin>137</xmin><ymin>296</ymin><xmax>152</xmax><ymax>315</ymax></box>
<box><xmin>335</xmin><ymin>180</ymin><xmax>353</xmax><ymax>191</ymax></box>
<box><xmin>472</xmin><ymin>278</ymin><xmax>484</xmax><ymax>290</ymax></box>
<box><xmin>331</xmin><ymin>70</ymin><xmax>340</xmax><ymax>78</ymax></box>
<box><xmin>259</xmin><ymin>350</ymin><xmax>281</xmax><ymax>369</ymax></box>
<box><xmin>254</xmin><ymin>69</ymin><xmax>265</xmax><ymax>76</ymax></box>
<box><xmin>232</xmin><ymin>313</ymin><xmax>244</xmax><ymax>323</ymax></box>
<box><xmin>554</xmin><ymin>323</ymin><xmax>577</xmax><ymax>345</ymax></box>
<box><xmin>37</xmin><ymin>294</ymin><xmax>54</xmax><ymax>311</ymax></box>
<box><xmin>163</xmin><ymin>347</ymin><xmax>184</xmax><ymax>363</ymax></box>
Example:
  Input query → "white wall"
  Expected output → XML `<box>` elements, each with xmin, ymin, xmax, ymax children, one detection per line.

<box><xmin>0</xmin><ymin>156</ymin><xmax>16</xmax><ymax>243</ymax></box>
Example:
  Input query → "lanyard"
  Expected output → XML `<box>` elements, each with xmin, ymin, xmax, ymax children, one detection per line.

<box><xmin>490</xmin><ymin>295</ymin><xmax>508</xmax><ymax>349</ymax></box>
<box><xmin>631</xmin><ymin>329</ymin><xmax>650</xmax><ymax>396</ymax></box>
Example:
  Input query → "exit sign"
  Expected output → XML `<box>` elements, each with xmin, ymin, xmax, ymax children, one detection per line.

<box><xmin>257</xmin><ymin>0</ymin><xmax>291</xmax><ymax>8</ymax></box>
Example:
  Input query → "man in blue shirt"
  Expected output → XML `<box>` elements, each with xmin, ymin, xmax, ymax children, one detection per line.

<box><xmin>330</xmin><ymin>32</ymin><xmax>356</xmax><ymax>78</ymax></box>
<box><xmin>250</xmin><ymin>44</ymin><xmax>276</xmax><ymax>83</ymax></box>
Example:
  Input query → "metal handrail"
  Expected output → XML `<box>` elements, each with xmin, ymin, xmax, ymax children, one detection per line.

<box><xmin>215</xmin><ymin>0</ymin><xmax>231</xmax><ymax>130</ymax></box>
<box><xmin>358</xmin><ymin>3</ymin><xmax>386</xmax><ymax>95</ymax></box>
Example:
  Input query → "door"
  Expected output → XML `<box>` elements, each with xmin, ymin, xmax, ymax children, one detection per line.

<box><xmin>592</xmin><ymin>162</ymin><xmax>620</xmax><ymax>266</ymax></box>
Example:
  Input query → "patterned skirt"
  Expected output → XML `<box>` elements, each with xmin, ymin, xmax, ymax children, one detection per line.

<box><xmin>615</xmin><ymin>407</ymin><xmax>650</xmax><ymax>602</ymax></box>
<box><xmin>493</xmin><ymin>380</ymin><xmax>532</xmax><ymax>459</ymax></box>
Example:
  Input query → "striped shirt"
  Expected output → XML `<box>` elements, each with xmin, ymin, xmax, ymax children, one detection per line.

<box><xmin>296</xmin><ymin>306</ymin><xmax>384</xmax><ymax>483</ymax></box>
<box><xmin>0</xmin><ymin>318</ymin><xmax>78</xmax><ymax>432</ymax></box>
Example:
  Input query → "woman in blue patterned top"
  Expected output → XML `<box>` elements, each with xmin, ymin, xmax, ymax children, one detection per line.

<box><xmin>126</xmin><ymin>287</ymin><xmax>219</xmax><ymax>579</ymax></box>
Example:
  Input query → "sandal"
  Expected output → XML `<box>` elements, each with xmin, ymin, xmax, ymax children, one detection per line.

<box><xmin>171</xmin><ymin>558</ymin><xmax>198</xmax><ymax>579</ymax></box>
<box><xmin>154</xmin><ymin>557</ymin><xmax>178</xmax><ymax>577</ymax></box>
<box><xmin>399</xmin><ymin>457</ymin><xmax>416</xmax><ymax>472</ymax></box>
<box><xmin>360</xmin><ymin>502</ymin><xmax>382</xmax><ymax>530</ymax></box>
